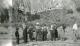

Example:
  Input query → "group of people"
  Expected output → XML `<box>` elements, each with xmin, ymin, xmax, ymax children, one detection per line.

<box><xmin>15</xmin><ymin>22</ymin><xmax>78</xmax><ymax>44</ymax></box>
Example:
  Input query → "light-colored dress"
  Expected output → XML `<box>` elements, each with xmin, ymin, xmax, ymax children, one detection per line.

<box><xmin>57</xmin><ymin>26</ymin><xmax>65</xmax><ymax>39</ymax></box>
<box><xmin>19</xmin><ymin>27</ymin><xmax>23</xmax><ymax>38</ymax></box>
<box><xmin>47</xmin><ymin>30</ymin><xmax>51</xmax><ymax>40</ymax></box>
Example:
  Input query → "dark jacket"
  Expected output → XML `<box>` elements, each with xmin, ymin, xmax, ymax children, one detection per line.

<box><xmin>15</xmin><ymin>30</ymin><xmax>19</xmax><ymax>37</ymax></box>
<box><xmin>23</xmin><ymin>26</ymin><xmax>28</xmax><ymax>36</ymax></box>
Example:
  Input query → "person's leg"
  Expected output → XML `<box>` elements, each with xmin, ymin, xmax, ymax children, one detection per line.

<box><xmin>43</xmin><ymin>34</ymin><xmax>46</xmax><ymax>41</ymax></box>
<box><xmin>23</xmin><ymin>35</ymin><xmax>28</xmax><ymax>43</ymax></box>
<box><xmin>23</xmin><ymin>36</ymin><xmax>25</xmax><ymax>42</ymax></box>
<box><xmin>54</xmin><ymin>34</ymin><xmax>56</xmax><ymax>41</ymax></box>
<box><xmin>17</xmin><ymin>37</ymin><xmax>19</xmax><ymax>44</ymax></box>
<box><xmin>16</xmin><ymin>37</ymin><xmax>19</xmax><ymax>44</ymax></box>
<box><xmin>74</xmin><ymin>31</ymin><xmax>77</xmax><ymax>41</ymax></box>
<box><xmin>51</xmin><ymin>34</ymin><xmax>53</xmax><ymax>41</ymax></box>
<box><xmin>36</xmin><ymin>33</ymin><xmax>37</xmax><ymax>41</ymax></box>
<box><xmin>45</xmin><ymin>35</ymin><xmax>47</xmax><ymax>41</ymax></box>
<box><xmin>30</xmin><ymin>34</ymin><xmax>33</xmax><ymax>41</ymax></box>
<box><xmin>23</xmin><ymin>36</ymin><xmax>26</xmax><ymax>43</ymax></box>
<box><xmin>44</xmin><ymin>34</ymin><xmax>46</xmax><ymax>41</ymax></box>
<box><xmin>29</xmin><ymin>34</ymin><xmax>31</xmax><ymax>41</ymax></box>
<box><xmin>43</xmin><ymin>34</ymin><xmax>45</xmax><ymax>41</ymax></box>
<box><xmin>26</xmin><ymin>35</ymin><xmax>28</xmax><ymax>42</ymax></box>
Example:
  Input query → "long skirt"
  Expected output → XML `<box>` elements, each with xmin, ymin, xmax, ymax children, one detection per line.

<box><xmin>47</xmin><ymin>31</ymin><xmax>51</xmax><ymax>40</ymax></box>
<box><xmin>33</xmin><ymin>32</ymin><xmax>36</xmax><ymax>39</ymax></box>
<box><xmin>36</xmin><ymin>34</ymin><xmax>42</xmax><ymax>41</ymax></box>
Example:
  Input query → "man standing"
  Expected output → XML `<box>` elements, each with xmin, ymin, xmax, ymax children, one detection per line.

<box><xmin>36</xmin><ymin>27</ymin><xmax>42</xmax><ymax>41</ymax></box>
<box><xmin>54</xmin><ymin>26</ymin><xmax>58</xmax><ymax>41</ymax></box>
<box><xmin>57</xmin><ymin>26</ymin><xmax>65</xmax><ymax>41</ymax></box>
<box><xmin>23</xmin><ymin>26</ymin><xmax>28</xmax><ymax>43</ymax></box>
<box><xmin>28</xmin><ymin>26</ymin><xmax>34</xmax><ymax>41</ymax></box>
<box><xmin>42</xmin><ymin>25</ymin><xmax>48</xmax><ymax>41</ymax></box>
<box><xmin>50</xmin><ymin>25</ymin><xmax>56</xmax><ymax>41</ymax></box>
<box><xmin>35</xmin><ymin>22</ymin><xmax>42</xmax><ymax>41</ymax></box>
<box><xmin>15</xmin><ymin>27</ymin><xmax>19</xmax><ymax>44</ymax></box>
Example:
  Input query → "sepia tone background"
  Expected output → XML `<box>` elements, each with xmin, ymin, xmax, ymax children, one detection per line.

<box><xmin>0</xmin><ymin>0</ymin><xmax>80</xmax><ymax>46</ymax></box>
<box><xmin>12</xmin><ymin>0</ymin><xmax>80</xmax><ymax>46</ymax></box>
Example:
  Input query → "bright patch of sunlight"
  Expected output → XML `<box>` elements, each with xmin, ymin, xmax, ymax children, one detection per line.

<box><xmin>3</xmin><ymin>0</ymin><xmax>12</xmax><ymax>8</ymax></box>
<box><xmin>1</xmin><ymin>40</ymin><xmax>12</xmax><ymax>46</ymax></box>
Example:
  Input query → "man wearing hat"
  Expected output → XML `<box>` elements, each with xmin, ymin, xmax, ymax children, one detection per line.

<box><xmin>23</xmin><ymin>25</ymin><xmax>28</xmax><ymax>43</ymax></box>
<box><xmin>50</xmin><ymin>25</ymin><xmax>57</xmax><ymax>41</ymax></box>
<box><xmin>42</xmin><ymin>24</ymin><xmax>48</xmax><ymax>41</ymax></box>
<box><xmin>35</xmin><ymin>22</ymin><xmax>42</xmax><ymax>41</ymax></box>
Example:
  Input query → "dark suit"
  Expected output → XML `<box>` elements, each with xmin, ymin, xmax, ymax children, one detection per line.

<box><xmin>28</xmin><ymin>28</ymin><xmax>34</xmax><ymax>41</ymax></box>
<box><xmin>23</xmin><ymin>26</ymin><xmax>28</xmax><ymax>43</ymax></box>
<box><xmin>15</xmin><ymin>28</ymin><xmax>19</xmax><ymax>44</ymax></box>
<box><xmin>42</xmin><ymin>29</ymin><xmax>48</xmax><ymax>41</ymax></box>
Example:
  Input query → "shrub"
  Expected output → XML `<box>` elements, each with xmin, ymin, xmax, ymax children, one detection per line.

<box><xmin>67</xmin><ymin>9</ymin><xmax>73</xmax><ymax>14</ymax></box>
<box><xmin>76</xmin><ymin>7</ymin><xmax>80</xmax><ymax>12</ymax></box>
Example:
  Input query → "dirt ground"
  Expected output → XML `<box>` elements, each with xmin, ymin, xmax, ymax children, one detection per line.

<box><xmin>14</xmin><ymin>40</ymin><xmax>80</xmax><ymax>46</ymax></box>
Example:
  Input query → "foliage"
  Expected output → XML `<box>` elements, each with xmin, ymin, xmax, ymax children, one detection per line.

<box><xmin>76</xmin><ymin>7</ymin><xmax>80</xmax><ymax>12</ymax></box>
<box><xmin>12</xmin><ymin>0</ymin><xmax>80</xmax><ymax>26</ymax></box>
<box><xmin>27</xmin><ymin>12</ymin><xmax>40</xmax><ymax>21</ymax></box>
<box><xmin>67</xmin><ymin>9</ymin><xmax>73</xmax><ymax>14</ymax></box>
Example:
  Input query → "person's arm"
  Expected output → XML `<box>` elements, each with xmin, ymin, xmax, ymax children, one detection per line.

<box><xmin>27</xmin><ymin>28</ymin><xmax>30</xmax><ymax>34</ymax></box>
